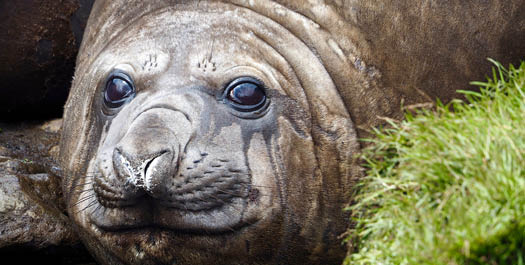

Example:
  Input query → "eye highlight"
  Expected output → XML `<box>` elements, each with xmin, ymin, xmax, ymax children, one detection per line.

<box><xmin>103</xmin><ymin>71</ymin><xmax>135</xmax><ymax>108</ymax></box>
<box><xmin>224</xmin><ymin>77</ymin><xmax>267</xmax><ymax>112</ymax></box>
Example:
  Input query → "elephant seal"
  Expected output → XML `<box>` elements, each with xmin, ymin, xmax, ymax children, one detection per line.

<box><xmin>59</xmin><ymin>0</ymin><xmax>524</xmax><ymax>264</ymax></box>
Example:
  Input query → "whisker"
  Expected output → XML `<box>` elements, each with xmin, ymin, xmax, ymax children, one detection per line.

<box><xmin>238</xmin><ymin>183</ymin><xmax>319</xmax><ymax>195</ymax></box>
<box><xmin>91</xmin><ymin>204</ymin><xmax>103</xmax><ymax>216</ymax></box>
<box><xmin>75</xmin><ymin>199</ymin><xmax>98</xmax><ymax>214</ymax></box>
<box><xmin>71</xmin><ymin>194</ymin><xmax>95</xmax><ymax>207</ymax></box>
<box><xmin>72</xmin><ymin>188</ymin><xmax>94</xmax><ymax>195</ymax></box>
<box><xmin>72</xmin><ymin>195</ymin><xmax>95</xmax><ymax>206</ymax></box>
<box><xmin>71</xmin><ymin>181</ymin><xmax>94</xmax><ymax>188</ymax></box>
<box><xmin>205</xmin><ymin>193</ymin><xmax>228</xmax><ymax>204</ymax></box>
<box><xmin>238</xmin><ymin>183</ymin><xmax>274</xmax><ymax>189</ymax></box>
<box><xmin>71</xmin><ymin>185</ymin><xmax>94</xmax><ymax>191</ymax></box>
<box><xmin>215</xmin><ymin>188</ymin><xmax>241</xmax><ymax>197</ymax></box>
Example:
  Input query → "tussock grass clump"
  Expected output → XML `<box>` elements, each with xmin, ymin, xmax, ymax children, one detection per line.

<box><xmin>345</xmin><ymin>60</ymin><xmax>525</xmax><ymax>265</ymax></box>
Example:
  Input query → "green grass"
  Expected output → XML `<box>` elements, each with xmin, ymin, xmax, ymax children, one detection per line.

<box><xmin>344</xmin><ymin>60</ymin><xmax>525</xmax><ymax>265</ymax></box>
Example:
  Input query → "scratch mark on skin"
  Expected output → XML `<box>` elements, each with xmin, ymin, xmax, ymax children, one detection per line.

<box><xmin>197</xmin><ymin>39</ymin><xmax>217</xmax><ymax>72</ymax></box>
<box><xmin>142</xmin><ymin>54</ymin><xmax>158</xmax><ymax>71</ymax></box>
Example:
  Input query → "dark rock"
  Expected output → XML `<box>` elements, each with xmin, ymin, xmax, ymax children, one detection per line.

<box><xmin>0</xmin><ymin>0</ymin><xmax>94</xmax><ymax>122</ymax></box>
<box><xmin>0</xmin><ymin>120</ymin><xmax>94</xmax><ymax>263</ymax></box>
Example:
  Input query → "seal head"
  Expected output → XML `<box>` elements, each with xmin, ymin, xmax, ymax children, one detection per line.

<box><xmin>60</xmin><ymin>1</ymin><xmax>363</xmax><ymax>264</ymax></box>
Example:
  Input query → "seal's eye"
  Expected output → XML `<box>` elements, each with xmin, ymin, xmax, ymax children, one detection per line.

<box><xmin>225</xmin><ymin>77</ymin><xmax>266</xmax><ymax>112</ymax></box>
<box><xmin>104</xmin><ymin>72</ymin><xmax>135</xmax><ymax>108</ymax></box>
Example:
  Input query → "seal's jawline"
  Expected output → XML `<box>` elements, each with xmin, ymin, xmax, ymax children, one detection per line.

<box><xmin>96</xmin><ymin>222</ymin><xmax>253</xmax><ymax>236</ymax></box>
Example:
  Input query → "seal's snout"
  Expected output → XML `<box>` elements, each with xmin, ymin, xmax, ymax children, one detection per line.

<box><xmin>109</xmin><ymin>107</ymin><xmax>191</xmax><ymax>199</ymax></box>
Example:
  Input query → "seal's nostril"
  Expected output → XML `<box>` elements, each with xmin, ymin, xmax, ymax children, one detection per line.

<box><xmin>144</xmin><ymin>157</ymin><xmax>155</xmax><ymax>177</ymax></box>
<box><xmin>143</xmin><ymin>150</ymin><xmax>170</xmax><ymax>178</ymax></box>
<box><xmin>112</xmin><ymin>147</ymin><xmax>135</xmax><ymax>181</ymax></box>
<box><xmin>112</xmin><ymin>146</ymin><xmax>175</xmax><ymax>192</ymax></box>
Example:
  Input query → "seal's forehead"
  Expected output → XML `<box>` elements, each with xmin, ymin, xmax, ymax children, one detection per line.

<box><xmin>107</xmin><ymin>7</ymin><xmax>238</xmax><ymax>43</ymax></box>
<box><xmin>97</xmin><ymin>7</ymin><xmax>304</xmax><ymax>98</ymax></box>
<box><xmin>106</xmin><ymin>7</ymin><xmax>270</xmax><ymax>60</ymax></box>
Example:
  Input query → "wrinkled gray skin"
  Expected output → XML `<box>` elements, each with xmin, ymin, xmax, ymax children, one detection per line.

<box><xmin>59</xmin><ymin>1</ymin><xmax>525</xmax><ymax>264</ymax></box>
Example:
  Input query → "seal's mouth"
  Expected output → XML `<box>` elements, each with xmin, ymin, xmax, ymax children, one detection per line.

<box><xmin>80</xmin><ymin>178</ymin><xmax>258</xmax><ymax>234</ymax></box>
<box><xmin>82</xmin><ymin>136</ymin><xmax>258</xmax><ymax>233</ymax></box>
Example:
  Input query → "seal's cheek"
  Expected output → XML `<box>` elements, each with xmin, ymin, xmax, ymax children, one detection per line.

<box><xmin>276</xmin><ymin>117</ymin><xmax>320</xmax><ymax>225</ymax></box>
